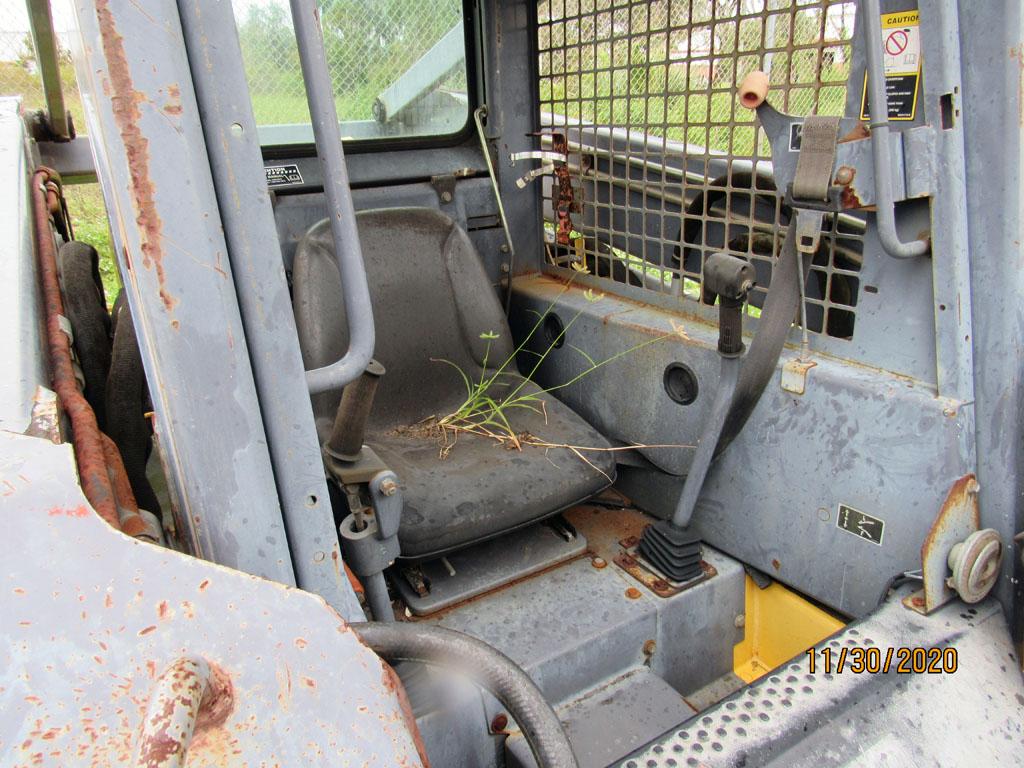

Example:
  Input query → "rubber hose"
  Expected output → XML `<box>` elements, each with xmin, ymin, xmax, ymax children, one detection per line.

<box><xmin>351</xmin><ymin>622</ymin><xmax>578</xmax><ymax>768</ymax></box>
<box><xmin>56</xmin><ymin>241</ymin><xmax>112</xmax><ymax>429</ymax></box>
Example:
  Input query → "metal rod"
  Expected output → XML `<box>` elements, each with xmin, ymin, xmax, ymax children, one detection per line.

<box><xmin>670</xmin><ymin>355</ymin><xmax>741</xmax><ymax>529</ymax></box>
<box><xmin>363</xmin><ymin>571</ymin><xmax>394</xmax><ymax>622</ymax></box>
<box><xmin>289</xmin><ymin>0</ymin><xmax>376</xmax><ymax>394</ymax></box>
<box><xmin>862</xmin><ymin>0</ymin><xmax>929</xmax><ymax>259</ymax></box>
<box><xmin>26</xmin><ymin>0</ymin><xmax>70</xmax><ymax>140</ymax></box>
<box><xmin>796</xmin><ymin>250</ymin><xmax>810</xmax><ymax>358</ymax></box>
<box><xmin>474</xmin><ymin>105</ymin><xmax>516</xmax><ymax>312</ymax></box>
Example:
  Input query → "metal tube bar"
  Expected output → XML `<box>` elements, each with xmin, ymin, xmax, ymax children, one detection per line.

<box><xmin>133</xmin><ymin>657</ymin><xmax>213</xmax><ymax>768</ymax></box>
<box><xmin>26</xmin><ymin>0</ymin><xmax>70</xmax><ymax>140</ymax></box>
<box><xmin>176</xmin><ymin>0</ymin><xmax>364</xmax><ymax>619</ymax></box>
<box><xmin>289</xmin><ymin>0</ymin><xmax>375</xmax><ymax>395</ymax></box>
<box><xmin>862</xmin><ymin>0</ymin><xmax>928</xmax><ymax>259</ymax></box>
<box><xmin>363</xmin><ymin>571</ymin><xmax>394</xmax><ymax>622</ymax></box>
<box><xmin>670</xmin><ymin>355</ymin><xmax>740</xmax><ymax>529</ymax></box>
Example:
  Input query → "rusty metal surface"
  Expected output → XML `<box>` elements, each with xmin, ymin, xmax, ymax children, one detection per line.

<box><xmin>0</xmin><ymin>430</ymin><xmax>424</xmax><ymax>767</ymax></box>
<box><xmin>31</xmin><ymin>167</ymin><xmax>121</xmax><ymax>533</ymax></box>
<box><xmin>614</xmin><ymin>537</ymin><xmax>716</xmax><ymax>599</ymax></box>
<box><xmin>69</xmin><ymin>0</ymin><xmax>301</xmax><ymax>589</ymax></box>
<box><xmin>904</xmin><ymin>473</ymin><xmax>981</xmax><ymax>615</ymax></box>
<box><xmin>133</xmin><ymin>657</ymin><xmax>232</xmax><ymax>768</ymax></box>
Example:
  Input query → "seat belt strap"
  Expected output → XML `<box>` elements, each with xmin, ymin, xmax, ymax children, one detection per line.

<box><xmin>714</xmin><ymin>116</ymin><xmax>841</xmax><ymax>457</ymax></box>
<box><xmin>792</xmin><ymin>116</ymin><xmax>842</xmax><ymax>202</ymax></box>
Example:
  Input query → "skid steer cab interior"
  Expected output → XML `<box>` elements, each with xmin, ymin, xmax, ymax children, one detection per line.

<box><xmin>3</xmin><ymin>0</ymin><xmax>1024</xmax><ymax>766</ymax></box>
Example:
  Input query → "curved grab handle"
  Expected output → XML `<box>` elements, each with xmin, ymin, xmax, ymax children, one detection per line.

<box><xmin>289</xmin><ymin>0</ymin><xmax>376</xmax><ymax>394</ymax></box>
<box><xmin>133</xmin><ymin>657</ymin><xmax>232</xmax><ymax>768</ymax></box>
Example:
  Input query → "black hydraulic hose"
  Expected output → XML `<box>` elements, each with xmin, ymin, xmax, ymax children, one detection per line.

<box><xmin>351</xmin><ymin>622</ymin><xmax>578</xmax><ymax>768</ymax></box>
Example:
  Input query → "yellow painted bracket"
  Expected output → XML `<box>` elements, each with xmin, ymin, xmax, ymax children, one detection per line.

<box><xmin>733</xmin><ymin>575</ymin><xmax>844</xmax><ymax>684</ymax></box>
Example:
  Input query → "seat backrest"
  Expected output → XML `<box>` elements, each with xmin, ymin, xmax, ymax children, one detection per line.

<box><xmin>292</xmin><ymin>207</ymin><xmax>514</xmax><ymax>433</ymax></box>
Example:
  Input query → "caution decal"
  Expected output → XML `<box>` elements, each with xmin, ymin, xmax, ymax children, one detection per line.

<box><xmin>860</xmin><ymin>10</ymin><xmax>922</xmax><ymax>122</ymax></box>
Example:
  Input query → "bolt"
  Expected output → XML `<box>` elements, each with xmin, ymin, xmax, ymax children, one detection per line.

<box><xmin>591</xmin><ymin>556</ymin><xmax>607</xmax><ymax>569</ymax></box>
<box><xmin>500</xmin><ymin>244</ymin><xmax>510</xmax><ymax>253</ymax></box>
<box><xmin>441</xmin><ymin>191</ymin><xmax>453</xmax><ymax>203</ymax></box>
<box><xmin>379</xmin><ymin>479</ymin><xmax>398</xmax><ymax>497</ymax></box>
<box><xmin>734</xmin><ymin>613</ymin><xmax>745</xmax><ymax>628</ymax></box>
<box><xmin>491</xmin><ymin>713</ymin><xmax>509</xmax><ymax>732</ymax></box>
<box><xmin>834</xmin><ymin>166</ymin><xmax>855</xmax><ymax>185</ymax></box>
<box><xmin>313</xmin><ymin>551</ymin><xmax>326</xmax><ymax>563</ymax></box>
<box><xmin>625</xmin><ymin>587</ymin><xmax>642</xmax><ymax>600</ymax></box>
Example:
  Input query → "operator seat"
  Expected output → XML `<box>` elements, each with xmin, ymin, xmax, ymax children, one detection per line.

<box><xmin>292</xmin><ymin>207</ymin><xmax>615</xmax><ymax>558</ymax></box>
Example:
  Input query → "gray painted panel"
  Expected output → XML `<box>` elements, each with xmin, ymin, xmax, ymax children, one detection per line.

<box><xmin>69</xmin><ymin>0</ymin><xmax>295</xmax><ymax>583</ymax></box>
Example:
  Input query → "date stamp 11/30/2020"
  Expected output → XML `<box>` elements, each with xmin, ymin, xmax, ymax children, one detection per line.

<box><xmin>806</xmin><ymin>646</ymin><xmax>958</xmax><ymax>675</ymax></box>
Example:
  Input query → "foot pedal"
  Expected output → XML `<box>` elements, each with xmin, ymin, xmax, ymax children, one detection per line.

<box><xmin>637</xmin><ymin>520</ymin><xmax>703</xmax><ymax>582</ymax></box>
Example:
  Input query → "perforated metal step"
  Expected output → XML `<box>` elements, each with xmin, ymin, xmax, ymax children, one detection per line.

<box><xmin>506</xmin><ymin>668</ymin><xmax>696</xmax><ymax>768</ymax></box>
<box><xmin>618</xmin><ymin>591</ymin><xmax>1024</xmax><ymax>767</ymax></box>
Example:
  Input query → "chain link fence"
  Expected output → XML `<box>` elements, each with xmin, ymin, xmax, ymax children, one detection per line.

<box><xmin>0</xmin><ymin>0</ymin><xmax>78</xmax><ymax>111</ymax></box>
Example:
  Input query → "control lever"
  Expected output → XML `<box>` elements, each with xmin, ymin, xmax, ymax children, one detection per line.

<box><xmin>322</xmin><ymin>359</ymin><xmax>402</xmax><ymax>621</ymax></box>
<box><xmin>638</xmin><ymin>253</ymin><xmax>755</xmax><ymax>582</ymax></box>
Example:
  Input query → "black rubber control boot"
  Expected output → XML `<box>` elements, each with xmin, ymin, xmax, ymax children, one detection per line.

<box><xmin>638</xmin><ymin>519</ymin><xmax>703</xmax><ymax>582</ymax></box>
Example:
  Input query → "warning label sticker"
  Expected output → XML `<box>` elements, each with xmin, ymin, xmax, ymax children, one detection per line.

<box><xmin>860</xmin><ymin>10</ymin><xmax>921</xmax><ymax>121</ymax></box>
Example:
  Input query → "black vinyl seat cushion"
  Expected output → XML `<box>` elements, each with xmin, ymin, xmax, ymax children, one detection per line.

<box><xmin>292</xmin><ymin>207</ymin><xmax>614</xmax><ymax>558</ymax></box>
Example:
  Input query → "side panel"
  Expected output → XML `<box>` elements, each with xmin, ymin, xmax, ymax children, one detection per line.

<box><xmin>0</xmin><ymin>431</ymin><xmax>422</xmax><ymax>767</ymax></box>
<box><xmin>959</xmin><ymin>0</ymin><xmax>1024</xmax><ymax>638</ymax></box>
<box><xmin>0</xmin><ymin>98</ymin><xmax>47</xmax><ymax>433</ymax></box>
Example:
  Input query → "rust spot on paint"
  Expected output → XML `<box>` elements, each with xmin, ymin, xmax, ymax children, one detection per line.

<box><xmin>838</xmin><ymin>122</ymin><xmax>870</xmax><ymax>143</ymax></box>
<box><xmin>383</xmin><ymin>663</ymin><xmax>431</xmax><ymax>766</ymax></box>
<box><xmin>48</xmin><ymin>505</ymin><xmax>91</xmax><ymax>518</ymax></box>
<box><xmin>771</xmin><ymin>559</ymin><xmax>781</xmax><ymax>571</ymax></box>
<box><xmin>138</xmin><ymin>625</ymin><xmax>157</xmax><ymax>636</ymax></box>
<box><xmin>198</xmin><ymin>579</ymin><xmax>210</xmax><ymax>592</ymax></box>
<box><xmin>163</xmin><ymin>83</ymin><xmax>182</xmax><ymax>116</ymax></box>
<box><xmin>94</xmin><ymin>0</ymin><xmax>177</xmax><ymax>314</ymax></box>
<box><xmin>294</xmin><ymin>638</ymin><xmax>307</xmax><ymax>649</ymax></box>
<box><xmin>302</xmin><ymin>677</ymin><xmax>316</xmax><ymax>689</ymax></box>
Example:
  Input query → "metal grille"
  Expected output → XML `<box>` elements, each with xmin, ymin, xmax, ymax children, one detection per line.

<box><xmin>536</xmin><ymin>0</ymin><xmax>863</xmax><ymax>339</ymax></box>
<box><xmin>232</xmin><ymin>0</ymin><xmax>467</xmax><ymax>135</ymax></box>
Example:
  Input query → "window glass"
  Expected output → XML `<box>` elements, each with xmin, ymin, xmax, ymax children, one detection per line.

<box><xmin>232</xmin><ymin>0</ymin><xmax>469</xmax><ymax>145</ymax></box>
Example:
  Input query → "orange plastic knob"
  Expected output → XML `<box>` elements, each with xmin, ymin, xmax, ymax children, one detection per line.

<box><xmin>738</xmin><ymin>71</ymin><xmax>769</xmax><ymax>109</ymax></box>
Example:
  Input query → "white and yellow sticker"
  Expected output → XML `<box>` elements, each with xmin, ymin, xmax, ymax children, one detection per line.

<box><xmin>860</xmin><ymin>10</ymin><xmax>922</xmax><ymax>121</ymax></box>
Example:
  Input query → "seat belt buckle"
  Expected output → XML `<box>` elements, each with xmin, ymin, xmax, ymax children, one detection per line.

<box><xmin>793</xmin><ymin>208</ymin><xmax>826</xmax><ymax>255</ymax></box>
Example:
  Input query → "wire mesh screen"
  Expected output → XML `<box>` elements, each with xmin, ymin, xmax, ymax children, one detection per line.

<box><xmin>231</xmin><ymin>0</ymin><xmax>468</xmax><ymax>139</ymax></box>
<box><xmin>536</xmin><ymin>0</ymin><xmax>863</xmax><ymax>339</ymax></box>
